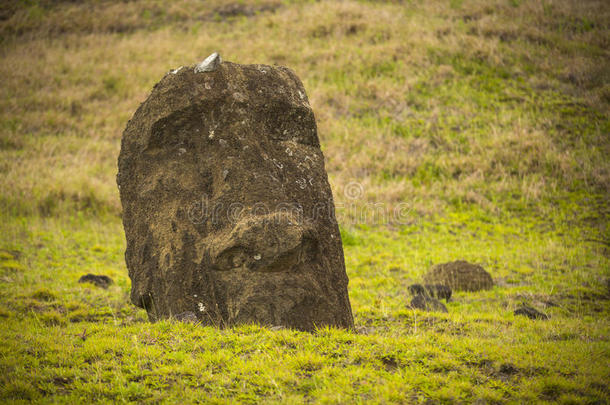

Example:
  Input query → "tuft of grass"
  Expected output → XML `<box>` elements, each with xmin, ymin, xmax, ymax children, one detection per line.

<box><xmin>0</xmin><ymin>251</ymin><xmax>15</xmax><ymax>260</ymax></box>
<box><xmin>0</xmin><ymin>260</ymin><xmax>25</xmax><ymax>272</ymax></box>
<box><xmin>30</xmin><ymin>288</ymin><xmax>57</xmax><ymax>302</ymax></box>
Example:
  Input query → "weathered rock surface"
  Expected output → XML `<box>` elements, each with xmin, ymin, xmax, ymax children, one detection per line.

<box><xmin>424</xmin><ymin>260</ymin><xmax>493</xmax><ymax>292</ymax></box>
<box><xmin>409</xmin><ymin>295</ymin><xmax>448</xmax><ymax>313</ymax></box>
<box><xmin>117</xmin><ymin>55</ymin><xmax>354</xmax><ymax>331</ymax></box>
<box><xmin>408</xmin><ymin>283</ymin><xmax>452</xmax><ymax>301</ymax></box>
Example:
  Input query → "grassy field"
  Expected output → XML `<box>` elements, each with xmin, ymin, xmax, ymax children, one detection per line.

<box><xmin>1</xmin><ymin>0</ymin><xmax>609</xmax><ymax>403</ymax></box>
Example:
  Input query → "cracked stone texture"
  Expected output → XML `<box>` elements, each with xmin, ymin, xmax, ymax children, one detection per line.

<box><xmin>117</xmin><ymin>60</ymin><xmax>354</xmax><ymax>331</ymax></box>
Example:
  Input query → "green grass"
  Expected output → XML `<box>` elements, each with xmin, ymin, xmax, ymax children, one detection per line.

<box><xmin>1</xmin><ymin>0</ymin><xmax>609</xmax><ymax>403</ymax></box>
<box><xmin>0</xmin><ymin>213</ymin><xmax>608</xmax><ymax>403</ymax></box>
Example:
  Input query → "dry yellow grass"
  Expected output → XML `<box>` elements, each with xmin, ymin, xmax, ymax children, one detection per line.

<box><xmin>0</xmin><ymin>0</ymin><xmax>608</xmax><ymax>223</ymax></box>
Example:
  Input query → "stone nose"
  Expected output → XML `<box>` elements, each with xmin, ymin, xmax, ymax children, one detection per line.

<box><xmin>208</xmin><ymin>211</ymin><xmax>315</xmax><ymax>272</ymax></box>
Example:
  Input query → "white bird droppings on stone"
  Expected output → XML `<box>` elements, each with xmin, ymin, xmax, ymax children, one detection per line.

<box><xmin>195</xmin><ymin>52</ymin><xmax>222</xmax><ymax>73</ymax></box>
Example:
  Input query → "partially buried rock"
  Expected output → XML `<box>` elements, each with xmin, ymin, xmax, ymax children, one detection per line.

<box><xmin>117</xmin><ymin>53</ymin><xmax>354</xmax><ymax>331</ymax></box>
<box><xmin>408</xmin><ymin>283</ymin><xmax>452</xmax><ymax>302</ymax></box>
<box><xmin>424</xmin><ymin>260</ymin><xmax>493</xmax><ymax>292</ymax></box>
<box><xmin>514</xmin><ymin>304</ymin><xmax>549</xmax><ymax>320</ymax></box>
<box><xmin>409</xmin><ymin>295</ymin><xmax>448</xmax><ymax>313</ymax></box>
<box><xmin>78</xmin><ymin>274</ymin><xmax>113</xmax><ymax>289</ymax></box>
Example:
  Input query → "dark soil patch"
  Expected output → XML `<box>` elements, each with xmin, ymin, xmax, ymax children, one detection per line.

<box><xmin>380</xmin><ymin>355</ymin><xmax>399</xmax><ymax>371</ymax></box>
<box><xmin>78</xmin><ymin>274</ymin><xmax>113</xmax><ymax>289</ymax></box>
<box><xmin>514</xmin><ymin>304</ymin><xmax>549</xmax><ymax>320</ymax></box>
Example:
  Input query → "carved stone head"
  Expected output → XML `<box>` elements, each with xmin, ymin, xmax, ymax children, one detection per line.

<box><xmin>117</xmin><ymin>57</ymin><xmax>353</xmax><ymax>331</ymax></box>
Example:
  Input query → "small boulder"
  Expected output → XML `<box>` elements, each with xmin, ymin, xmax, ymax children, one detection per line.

<box><xmin>408</xmin><ymin>283</ymin><xmax>452</xmax><ymax>301</ymax></box>
<box><xmin>78</xmin><ymin>274</ymin><xmax>113</xmax><ymax>289</ymax></box>
<box><xmin>514</xmin><ymin>304</ymin><xmax>548</xmax><ymax>320</ymax></box>
<box><xmin>409</xmin><ymin>295</ymin><xmax>448</xmax><ymax>313</ymax></box>
<box><xmin>408</xmin><ymin>284</ymin><xmax>426</xmax><ymax>296</ymax></box>
<box><xmin>424</xmin><ymin>260</ymin><xmax>493</xmax><ymax>292</ymax></box>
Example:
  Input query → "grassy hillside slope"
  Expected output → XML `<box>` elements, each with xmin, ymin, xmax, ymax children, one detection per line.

<box><xmin>0</xmin><ymin>0</ymin><xmax>608</xmax><ymax>402</ymax></box>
